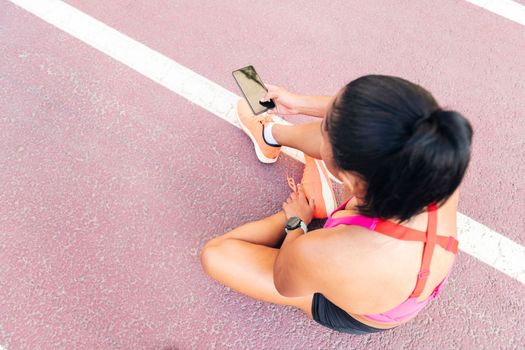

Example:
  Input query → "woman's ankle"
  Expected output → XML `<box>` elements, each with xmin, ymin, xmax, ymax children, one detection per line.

<box><xmin>263</xmin><ymin>123</ymin><xmax>281</xmax><ymax>146</ymax></box>
<box><xmin>271</xmin><ymin>124</ymin><xmax>292</xmax><ymax>147</ymax></box>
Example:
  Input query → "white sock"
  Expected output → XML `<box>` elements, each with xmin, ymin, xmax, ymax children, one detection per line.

<box><xmin>263</xmin><ymin>123</ymin><xmax>280</xmax><ymax>146</ymax></box>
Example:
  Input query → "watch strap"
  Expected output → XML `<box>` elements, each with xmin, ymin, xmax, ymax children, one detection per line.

<box><xmin>285</xmin><ymin>219</ymin><xmax>308</xmax><ymax>234</ymax></box>
<box><xmin>299</xmin><ymin>220</ymin><xmax>308</xmax><ymax>234</ymax></box>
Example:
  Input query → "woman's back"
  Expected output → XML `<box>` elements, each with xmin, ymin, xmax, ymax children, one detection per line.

<box><xmin>312</xmin><ymin>190</ymin><xmax>459</xmax><ymax>327</ymax></box>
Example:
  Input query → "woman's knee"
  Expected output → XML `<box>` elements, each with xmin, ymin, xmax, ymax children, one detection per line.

<box><xmin>200</xmin><ymin>237</ymin><xmax>236</xmax><ymax>276</ymax></box>
<box><xmin>200</xmin><ymin>239</ymin><xmax>220</xmax><ymax>275</ymax></box>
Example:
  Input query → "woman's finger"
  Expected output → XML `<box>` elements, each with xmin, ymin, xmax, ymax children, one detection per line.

<box><xmin>261</xmin><ymin>90</ymin><xmax>278</xmax><ymax>102</ymax></box>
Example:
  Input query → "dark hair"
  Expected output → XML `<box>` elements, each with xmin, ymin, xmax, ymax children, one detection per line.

<box><xmin>325</xmin><ymin>75</ymin><xmax>473</xmax><ymax>222</ymax></box>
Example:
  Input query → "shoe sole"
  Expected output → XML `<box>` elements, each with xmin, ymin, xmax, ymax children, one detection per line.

<box><xmin>236</xmin><ymin>109</ymin><xmax>278</xmax><ymax>164</ymax></box>
<box><xmin>313</xmin><ymin>158</ymin><xmax>337</xmax><ymax>216</ymax></box>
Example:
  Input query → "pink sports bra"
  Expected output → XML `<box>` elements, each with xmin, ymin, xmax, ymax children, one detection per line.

<box><xmin>323</xmin><ymin>198</ymin><xmax>458</xmax><ymax>324</ymax></box>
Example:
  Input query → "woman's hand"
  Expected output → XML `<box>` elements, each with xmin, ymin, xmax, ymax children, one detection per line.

<box><xmin>261</xmin><ymin>84</ymin><xmax>303</xmax><ymax>116</ymax></box>
<box><xmin>282</xmin><ymin>184</ymin><xmax>315</xmax><ymax>225</ymax></box>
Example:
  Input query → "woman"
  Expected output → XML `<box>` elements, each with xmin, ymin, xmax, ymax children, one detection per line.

<box><xmin>200</xmin><ymin>75</ymin><xmax>473</xmax><ymax>334</ymax></box>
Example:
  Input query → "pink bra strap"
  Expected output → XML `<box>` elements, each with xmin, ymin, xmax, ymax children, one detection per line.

<box><xmin>410</xmin><ymin>204</ymin><xmax>438</xmax><ymax>298</ymax></box>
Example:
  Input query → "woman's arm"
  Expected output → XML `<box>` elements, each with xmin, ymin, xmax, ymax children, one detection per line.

<box><xmin>273</xmin><ymin>229</ymin><xmax>321</xmax><ymax>297</ymax></box>
<box><xmin>273</xmin><ymin>185</ymin><xmax>320</xmax><ymax>297</ymax></box>
<box><xmin>262</xmin><ymin>84</ymin><xmax>335</xmax><ymax>118</ymax></box>
<box><xmin>294</xmin><ymin>95</ymin><xmax>335</xmax><ymax>118</ymax></box>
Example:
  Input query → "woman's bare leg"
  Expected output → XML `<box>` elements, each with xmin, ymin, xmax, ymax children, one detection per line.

<box><xmin>200</xmin><ymin>212</ymin><xmax>313</xmax><ymax>316</ymax></box>
<box><xmin>272</xmin><ymin>122</ymin><xmax>323</xmax><ymax>159</ymax></box>
<box><xmin>209</xmin><ymin>211</ymin><xmax>288</xmax><ymax>247</ymax></box>
<box><xmin>200</xmin><ymin>121</ymin><xmax>324</xmax><ymax>316</ymax></box>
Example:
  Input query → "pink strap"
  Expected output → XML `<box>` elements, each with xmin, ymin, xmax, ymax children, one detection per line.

<box><xmin>410</xmin><ymin>204</ymin><xmax>438</xmax><ymax>298</ymax></box>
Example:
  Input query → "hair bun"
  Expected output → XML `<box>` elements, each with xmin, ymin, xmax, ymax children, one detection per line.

<box><xmin>429</xmin><ymin>109</ymin><xmax>442</xmax><ymax>119</ymax></box>
<box><xmin>414</xmin><ymin>109</ymin><xmax>441</xmax><ymax>133</ymax></box>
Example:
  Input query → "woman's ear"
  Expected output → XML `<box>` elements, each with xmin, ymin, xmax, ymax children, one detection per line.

<box><xmin>338</xmin><ymin>171</ymin><xmax>367</xmax><ymax>199</ymax></box>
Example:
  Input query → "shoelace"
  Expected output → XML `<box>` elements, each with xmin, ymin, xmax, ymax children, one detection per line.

<box><xmin>286</xmin><ymin>173</ymin><xmax>298</xmax><ymax>193</ymax></box>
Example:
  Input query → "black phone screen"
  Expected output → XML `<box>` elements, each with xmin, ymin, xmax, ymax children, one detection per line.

<box><xmin>232</xmin><ymin>65</ymin><xmax>274</xmax><ymax>115</ymax></box>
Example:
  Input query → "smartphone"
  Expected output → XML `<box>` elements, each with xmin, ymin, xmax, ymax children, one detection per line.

<box><xmin>232</xmin><ymin>65</ymin><xmax>276</xmax><ymax>115</ymax></box>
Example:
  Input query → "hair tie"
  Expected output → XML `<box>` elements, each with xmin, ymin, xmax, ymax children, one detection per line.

<box><xmin>414</xmin><ymin>109</ymin><xmax>441</xmax><ymax>131</ymax></box>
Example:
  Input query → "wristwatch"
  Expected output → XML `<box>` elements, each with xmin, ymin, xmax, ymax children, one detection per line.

<box><xmin>285</xmin><ymin>216</ymin><xmax>308</xmax><ymax>234</ymax></box>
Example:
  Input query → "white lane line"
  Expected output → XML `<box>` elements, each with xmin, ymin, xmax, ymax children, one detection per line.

<box><xmin>466</xmin><ymin>0</ymin><xmax>525</xmax><ymax>25</ymax></box>
<box><xmin>7</xmin><ymin>0</ymin><xmax>525</xmax><ymax>284</ymax></box>
<box><xmin>6</xmin><ymin>0</ymin><xmax>307</xmax><ymax>163</ymax></box>
<box><xmin>458</xmin><ymin>213</ymin><xmax>525</xmax><ymax>282</ymax></box>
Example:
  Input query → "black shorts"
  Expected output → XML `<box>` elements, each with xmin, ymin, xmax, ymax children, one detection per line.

<box><xmin>311</xmin><ymin>293</ymin><xmax>395</xmax><ymax>335</ymax></box>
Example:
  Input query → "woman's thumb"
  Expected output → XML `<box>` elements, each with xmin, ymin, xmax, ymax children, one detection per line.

<box><xmin>261</xmin><ymin>91</ymin><xmax>277</xmax><ymax>102</ymax></box>
<box><xmin>309</xmin><ymin>198</ymin><xmax>315</xmax><ymax>209</ymax></box>
<box><xmin>261</xmin><ymin>84</ymin><xmax>279</xmax><ymax>102</ymax></box>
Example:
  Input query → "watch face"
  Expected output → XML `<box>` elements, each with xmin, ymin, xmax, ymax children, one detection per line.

<box><xmin>286</xmin><ymin>216</ymin><xmax>301</xmax><ymax>229</ymax></box>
